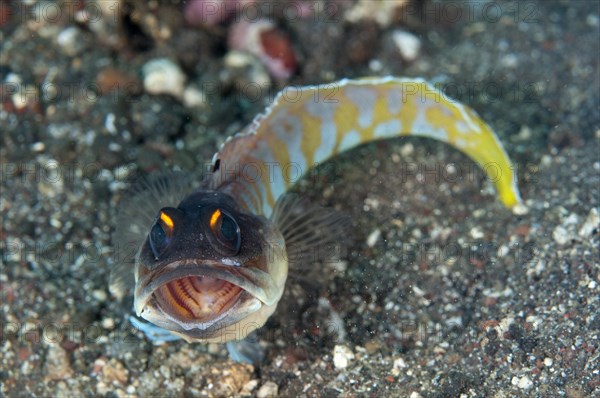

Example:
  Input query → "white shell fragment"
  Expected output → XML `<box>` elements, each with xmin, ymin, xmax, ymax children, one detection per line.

<box><xmin>333</xmin><ymin>345</ymin><xmax>355</xmax><ymax>369</ymax></box>
<box><xmin>142</xmin><ymin>58</ymin><xmax>186</xmax><ymax>99</ymax></box>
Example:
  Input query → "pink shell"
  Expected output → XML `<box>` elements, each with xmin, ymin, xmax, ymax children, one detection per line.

<box><xmin>228</xmin><ymin>18</ymin><xmax>296</xmax><ymax>80</ymax></box>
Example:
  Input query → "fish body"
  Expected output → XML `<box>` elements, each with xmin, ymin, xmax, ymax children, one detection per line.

<box><xmin>110</xmin><ymin>77</ymin><xmax>522</xmax><ymax>345</ymax></box>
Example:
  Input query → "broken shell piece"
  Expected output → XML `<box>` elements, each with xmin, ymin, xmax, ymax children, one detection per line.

<box><xmin>142</xmin><ymin>58</ymin><xmax>186</xmax><ymax>99</ymax></box>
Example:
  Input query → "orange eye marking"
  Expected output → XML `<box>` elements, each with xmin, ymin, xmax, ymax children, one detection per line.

<box><xmin>209</xmin><ymin>209</ymin><xmax>221</xmax><ymax>229</ymax></box>
<box><xmin>160</xmin><ymin>211</ymin><xmax>174</xmax><ymax>229</ymax></box>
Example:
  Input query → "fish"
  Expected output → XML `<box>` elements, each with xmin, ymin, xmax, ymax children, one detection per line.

<box><xmin>109</xmin><ymin>76</ymin><xmax>522</xmax><ymax>350</ymax></box>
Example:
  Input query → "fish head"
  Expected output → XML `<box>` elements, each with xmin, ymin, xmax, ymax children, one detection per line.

<box><xmin>132</xmin><ymin>190</ymin><xmax>287</xmax><ymax>343</ymax></box>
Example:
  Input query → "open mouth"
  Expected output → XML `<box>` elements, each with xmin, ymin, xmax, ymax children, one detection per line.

<box><xmin>152</xmin><ymin>276</ymin><xmax>243</xmax><ymax>324</ymax></box>
<box><xmin>133</xmin><ymin>259</ymin><xmax>277</xmax><ymax>338</ymax></box>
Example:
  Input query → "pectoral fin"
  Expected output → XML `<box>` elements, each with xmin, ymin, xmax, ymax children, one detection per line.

<box><xmin>270</xmin><ymin>194</ymin><xmax>351</xmax><ymax>270</ymax></box>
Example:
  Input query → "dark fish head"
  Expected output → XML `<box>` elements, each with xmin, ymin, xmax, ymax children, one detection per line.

<box><xmin>133</xmin><ymin>190</ymin><xmax>287</xmax><ymax>343</ymax></box>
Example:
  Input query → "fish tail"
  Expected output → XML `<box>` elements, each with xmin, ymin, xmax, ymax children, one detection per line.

<box><xmin>211</xmin><ymin>77</ymin><xmax>522</xmax><ymax>216</ymax></box>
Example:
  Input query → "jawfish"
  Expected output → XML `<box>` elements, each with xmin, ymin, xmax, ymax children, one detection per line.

<box><xmin>110</xmin><ymin>77</ymin><xmax>522</xmax><ymax>354</ymax></box>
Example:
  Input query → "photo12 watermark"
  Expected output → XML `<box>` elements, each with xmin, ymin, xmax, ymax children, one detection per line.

<box><xmin>1</xmin><ymin>1</ymin><xmax>540</xmax><ymax>26</ymax></box>
<box><xmin>1</xmin><ymin>77</ymin><xmax>542</xmax><ymax>111</ymax></box>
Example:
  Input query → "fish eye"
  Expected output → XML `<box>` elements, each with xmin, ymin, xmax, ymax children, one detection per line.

<box><xmin>208</xmin><ymin>208</ymin><xmax>241</xmax><ymax>256</ymax></box>
<box><xmin>149</xmin><ymin>208</ymin><xmax>177</xmax><ymax>259</ymax></box>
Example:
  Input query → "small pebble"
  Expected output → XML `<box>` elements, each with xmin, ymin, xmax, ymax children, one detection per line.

<box><xmin>400</xmin><ymin>143</ymin><xmax>414</xmax><ymax>156</ymax></box>
<box><xmin>578</xmin><ymin>208</ymin><xmax>598</xmax><ymax>237</ymax></box>
<box><xmin>517</xmin><ymin>125</ymin><xmax>532</xmax><ymax>140</ymax></box>
<box><xmin>497</xmin><ymin>244</ymin><xmax>510</xmax><ymax>257</ymax></box>
<box><xmin>92</xmin><ymin>289</ymin><xmax>108</xmax><ymax>301</ymax></box>
<box><xmin>101</xmin><ymin>358</ymin><xmax>129</xmax><ymax>385</ymax></box>
<box><xmin>552</xmin><ymin>225</ymin><xmax>571</xmax><ymax>245</ymax></box>
<box><xmin>256</xmin><ymin>381</ymin><xmax>278</xmax><ymax>398</ymax></box>
<box><xmin>393</xmin><ymin>357</ymin><xmax>407</xmax><ymax>369</ymax></box>
<box><xmin>469</xmin><ymin>226</ymin><xmax>484</xmax><ymax>239</ymax></box>
<box><xmin>44</xmin><ymin>344</ymin><xmax>74</xmax><ymax>381</ymax></box>
<box><xmin>333</xmin><ymin>345</ymin><xmax>355</xmax><ymax>369</ymax></box>
<box><xmin>500</xmin><ymin>53</ymin><xmax>519</xmax><ymax>68</ymax></box>
<box><xmin>31</xmin><ymin>142</ymin><xmax>45</xmax><ymax>152</ymax></box>
<box><xmin>540</xmin><ymin>154</ymin><xmax>553</xmax><ymax>168</ymax></box>
<box><xmin>369</xmin><ymin>59</ymin><xmax>383</xmax><ymax>72</ymax></box>
<box><xmin>366</xmin><ymin>228</ymin><xmax>381</xmax><ymax>247</ymax></box>
<box><xmin>512</xmin><ymin>203</ymin><xmax>529</xmax><ymax>215</ymax></box>
<box><xmin>241</xmin><ymin>379</ymin><xmax>259</xmax><ymax>395</ymax></box>
<box><xmin>345</xmin><ymin>0</ymin><xmax>407</xmax><ymax>27</ymax></box>
<box><xmin>56</xmin><ymin>27</ymin><xmax>81</xmax><ymax>56</ymax></box>
<box><xmin>392</xmin><ymin>30</ymin><xmax>422</xmax><ymax>61</ymax></box>
<box><xmin>96</xmin><ymin>67</ymin><xmax>141</xmax><ymax>96</ymax></box>
<box><xmin>586</xmin><ymin>14</ymin><xmax>599</xmax><ymax>27</ymax></box>
<box><xmin>516</xmin><ymin>375</ymin><xmax>533</xmax><ymax>389</ymax></box>
<box><xmin>182</xmin><ymin>86</ymin><xmax>208</xmax><ymax>109</ymax></box>
<box><xmin>12</xmin><ymin>84</ymin><xmax>39</xmax><ymax>110</ymax></box>
<box><xmin>101</xmin><ymin>318</ymin><xmax>115</xmax><ymax>330</ymax></box>
<box><xmin>224</xmin><ymin>50</ymin><xmax>272</xmax><ymax>90</ymax></box>
<box><xmin>49</xmin><ymin>218</ymin><xmax>62</xmax><ymax>229</ymax></box>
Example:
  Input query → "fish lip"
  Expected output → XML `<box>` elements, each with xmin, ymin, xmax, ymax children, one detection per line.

<box><xmin>134</xmin><ymin>259</ymin><xmax>268</xmax><ymax>320</ymax></box>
